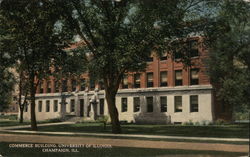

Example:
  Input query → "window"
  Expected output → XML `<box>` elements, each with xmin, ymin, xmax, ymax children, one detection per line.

<box><xmin>47</xmin><ymin>81</ymin><xmax>51</xmax><ymax>93</ymax></box>
<box><xmin>99</xmin><ymin>80</ymin><xmax>104</xmax><ymax>90</ymax></box>
<box><xmin>174</xmin><ymin>52</ymin><xmax>182</xmax><ymax>60</ymax></box>
<box><xmin>24</xmin><ymin>103</ymin><xmax>28</xmax><ymax>112</ymax></box>
<box><xmin>174</xmin><ymin>40</ymin><xmax>198</xmax><ymax>60</ymax></box>
<box><xmin>160</xmin><ymin>56</ymin><xmax>167</xmax><ymax>61</ymax></box>
<box><xmin>190</xmin><ymin>69</ymin><xmax>199</xmax><ymax>85</ymax></box>
<box><xmin>146</xmin><ymin>97</ymin><xmax>153</xmax><ymax>112</ymax></box>
<box><xmin>54</xmin><ymin>80</ymin><xmax>59</xmax><ymax>93</ymax></box>
<box><xmin>54</xmin><ymin>100</ymin><xmax>58</xmax><ymax>112</ymax></box>
<box><xmin>39</xmin><ymin>82</ymin><xmax>44</xmax><ymax>93</ymax></box>
<box><xmin>121</xmin><ymin>98</ymin><xmax>127</xmax><ymax>112</ymax></box>
<box><xmin>146</xmin><ymin>56</ymin><xmax>153</xmax><ymax>62</ymax></box>
<box><xmin>134</xmin><ymin>73</ymin><xmax>140</xmax><ymax>88</ymax></box>
<box><xmin>122</xmin><ymin>75</ymin><xmax>128</xmax><ymax>89</ymax></box>
<box><xmin>100</xmin><ymin>98</ymin><xmax>104</xmax><ymax>115</ymax></box>
<box><xmin>62</xmin><ymin>80</ymin><xmax>68</xmax><ymax>92</ymax></box>
<box><xmin>72</xmin><ymin>79</ymin><xmax>77</xmax><ymax>91</ymax></box>
<box><xmin>175</xmin><ymin>96</ymin><xmax>182</xmax><ymax>112</ymax></box>
<box><xmin>190</xmin><ymin>95</ymin><xmax>198</xmax><ymax>112</ymax></box>
<box><xmin>189</xmin><ymin>40</ymin><xmax>199</xmax><ymax>57</ymax></box>
<box><xmin>133</xmin><ymin>97</ymin><xmax>140</xmax><ymax>112</ymax></box>
<box><xmin>38</xmin><ymin>101</ymin><xmax>42</xmax><ymax>112</ymax></box>
<box><xmin>160</xmin><ymin>71</ymin><xmax>168</xmax><ymax>87</ymax></box>
<box><xmin>80</xmin><ymin>78</ymin><xmax>86</xmax><ymax>91</ymax></box>
<box><xmin>70</xmin><ymin>99</ymin><xmax>75</xmax><ymax>112</ymax></box>
<box><xmin>80</xmin><ymin>99</ymin><xmax>84</xmax><ymax>117</ymax></box>
<box><xmin>146</xmin><ymin>72</ymin><xmax>153</xmax><ymax>87</ymax></box>
<box><xmin>175</xmin><ymin>70</ymin><xmax>183</xmax><ymax>86</ymax></box>
<box><xmin>46</xmin><ymin>100</ymin><xmax>50</xmax><ymax>112</ymax></box>
<box><xmin>90</xmin><ymin>79</ymin><xmax>95</xmax><ymax>90</ymax></box>
<box><xmin>160</xmin><ymin>96</ymin><xmax>167</xmax><ymax>112</ymax></box>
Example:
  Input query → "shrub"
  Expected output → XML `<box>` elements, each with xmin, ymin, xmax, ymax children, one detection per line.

<box><xmin>0</xmin><ymin>114</ymin><xmax>17</xmax><ymax>120</ymax></box>
<box><xmin>208</xmin><ymin>121</ymin><xmax>214</xmax><ymax>125</ymax></box>
<box><xmin>194</xmin><ymin>122</ymin><xmax>200</xmax><ymax>126</ymax></box>
<box><xmin>214</xmin><ymin>119</ymin><xmax>227</xmax><ymax>125</ymax></box>
<box><xmin>183</xmin><ymin>120</ymin><xmax>194</xmax><ymax>126</ymax></box>
<box><xmin>46</xmin><ymin>118</ymin><xmax>63</xmax><ymax>123</ymax></box>
<box><xmin>234</xmin><ymin>111</ymin><xmax>249</xmax><ymax>120</ymax></box>
<box><xmin>8</xmin><ymin>115</ymin><xmax>18</xmax><ymax>120</ymax></box>
<box><xmin>97</xmin><ymin>115</ymin><xmax>109</xmax><ymax>130</ymax></box>
<box><xmin>201</xmin><ymin>120</ymin><xmax>208</xmax><ymax>126</ymax></box>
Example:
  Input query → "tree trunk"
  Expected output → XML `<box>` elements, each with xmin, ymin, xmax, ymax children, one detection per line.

<box><xmin>19</xmin><ymin>108</ymin><xmax>24</xmax><ymax>123</ymax></box>
<box><xmin>29</xmin><ymin>74</ymin><xmax>37</xmax><ymax>131</ymax></box>
<box><xmin>104</xmin><ymin>122</ymin><xmax>106</xmax><ymax>130</ymax></box>
<box><xmin>105</xmin><ymin>90</ymin><xmax>121</xmax><ymax>134</ymax></box>
<box><xmin>18</xmin><ymin>71</ymin><xmax>24</xmax><ymax>123</ymax></box>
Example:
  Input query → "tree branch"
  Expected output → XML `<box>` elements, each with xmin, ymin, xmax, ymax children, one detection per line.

<box><xmin>72</xmin><ymin>1</ymin><xmax>100</xmax><ymax>55</ymax></box>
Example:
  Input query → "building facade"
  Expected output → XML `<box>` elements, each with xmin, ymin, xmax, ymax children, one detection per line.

<box><xmin>21</xmin><ymin>37</ymin><xmax>228</xmax><ymax>124</ymax></box>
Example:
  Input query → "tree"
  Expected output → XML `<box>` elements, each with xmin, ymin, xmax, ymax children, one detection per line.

<box><xmin>0</xmin><ymin>15</ymin><xmax>15</xmax><ymax>112</ymax></box>
<box><xmin>60</xmin><ymin>0</ymin><xmax>207</xmax><ymax>133</ymax></box>
<box><xmin>0</xmin><ymin>0</ymin><xmax>73</xmax><ymax>130</ymax></box>
<box><xmin>204</xmin><ymin>0</ymin><xmax>250</xmax><ymax>119</ymax></box>
<box><xmin>53</xmin><ymin>43</ymin><xmax>88</xmax><ymax>84</ymax></box>
<box><xmin>16</xmin><ymin>66</ymin><xmax>29</xmax><ymax>123</ymax></box>
<box><xmin>0</xmin><ymin>67</ymin><xmax>15</xmax><ymax>112</ymax></box>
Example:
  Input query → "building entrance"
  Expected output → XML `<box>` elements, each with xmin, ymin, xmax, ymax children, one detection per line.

<box><xmin>80</xmin><ymin>99</ymin><xmax>84</xmax><ymax>117</ymax></box>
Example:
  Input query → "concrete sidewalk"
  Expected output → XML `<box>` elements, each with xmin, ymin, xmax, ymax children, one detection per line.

<box><xmin>0</xmin><ymin>122</ymin><xmax>249</xmax><ymax>142</ymax></box>
<box><xmin>0</xmin><ymin>121</ymin><xmax>74</xmax><ymax>130</ymax></box>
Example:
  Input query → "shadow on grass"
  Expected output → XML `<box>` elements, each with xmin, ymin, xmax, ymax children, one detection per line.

<box><xmin>0</xmin><ymin>120</ymin><xmax>30</xmax><ymax>127</ymax></box>
<box><xmin>16</xmin><ymin>122</ymin><xmax>249</xmax><ymax>138</ymax></box>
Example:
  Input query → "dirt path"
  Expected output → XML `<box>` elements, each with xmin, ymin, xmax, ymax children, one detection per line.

<box><xmin>0</xmin><ymin>133</ymin><xmax>248</xmax><ymax>153</ymax></box>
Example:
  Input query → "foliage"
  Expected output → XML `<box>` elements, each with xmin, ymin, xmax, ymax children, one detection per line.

<box><xmin>0</xmin><ymin>0</ymin><xmax>75</xmax><ymax>130</ymax></box>
<box><xmin>58</xmin><ymin>0</ymin><xmax>210</xmax><ymax>133</ymax></box>
<box><xmin>0</xmin><ymin>78</ymin><xmax>14</xmax><ymax>112</ymax></box>
<box><xmin>97</xmin><ymin>115</ymin><xmax>109</xmax><ymax>130</ymax></box>
<box><xmin>0</xmin><ymin>114</ymin><xmax>17</xmax><ymax>120</ymax></box>
<box><xmin>0</xmin><ymin>69</ymin><xmax>15</xmax><ymax>112</ymax></box>
<box><xmin>234</xmin><ymin>111</ymin><xmax>249</xmax><ymax>120</ymax></box>
<box><xmin>183</xmin><ymin>120</ymin><xmax>194</xmax><ymax>126</ymax></box>
<box><xmin>214</xmin><ymin>119</ymin><xmax>227</xmax><ymax>125</ymax></box>
<box><xmin>0</xmin><ymin>19</ymin><xmax>15</xmax><ymax>112</ymax></box>
<box><xmin>183</xmin><ymin>120</ymin><xmax>213</xmax><ymax>126</ymax></box>
<box><xmin>204</xmin><ymin>0</ymin><xmax>250</xmax><ymax>113</ymax></box>
<box><xmin>97</xmin><ymin>115</ymin><xmax>109</xmax><ymax>123</ymax></box>
<box><xmin>45</xmin><ymin>118</ymin><xmax>63</xmax><ymax>123</ymax></box>
<box><xmin>53</xmin><ymin>45</ymin><xmax>88</xmax><ymax>83</ymax></box>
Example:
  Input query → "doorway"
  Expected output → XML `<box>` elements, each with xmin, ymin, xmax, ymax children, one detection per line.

<box><xmin>80</xmin><ymin>99</ymin><xmax>84</xmax><ymax>117</ymax></box>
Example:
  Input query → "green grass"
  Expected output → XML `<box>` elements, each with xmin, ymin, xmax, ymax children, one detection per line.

<box><xmin>18</xmin><ymin>122</ymin><xmax>249</xmax><ymax>138</ymax></box>
<box><xmin>0</xmin><ymin>120</ymin><xmax>30</xmax><ymax>127</ymax></box>
<box><xmin>0</xmin><ymin>118</ymin><xmax>62</xmax><ymax>127</ymax></box>
<box><xmin>0</xmin><ymin>142</ymin><xmax>247</xmax><ymax>157</ymax></box>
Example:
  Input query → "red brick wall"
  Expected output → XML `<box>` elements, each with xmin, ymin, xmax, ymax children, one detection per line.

<box><xmin>37</xmin><ymin>37</ymin><xmax>211</xmax><ymax>93</ymax></box>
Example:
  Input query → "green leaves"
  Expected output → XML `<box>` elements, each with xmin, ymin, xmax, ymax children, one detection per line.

<box><xmin>206</xmin><ymin>0</ymin><xmax>250</xmax><ymax>113</ymax></box>
<box><xmin>62</xmin><ymin>0</ymin><xmax>206</xmax><ymax>83</ymax></box>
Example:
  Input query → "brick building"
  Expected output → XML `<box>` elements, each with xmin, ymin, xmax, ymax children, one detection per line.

<box><xmin>21</xmin><ymin>37</ymin><xmax>230</xmax><ymax>124</ymax></box>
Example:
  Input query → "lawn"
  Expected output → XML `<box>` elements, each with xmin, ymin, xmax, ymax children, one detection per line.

<box><xmin>18</xmin><ymin>122</ymin><xmax>249</xmax><ymax>138</ymax></box>
<box><xmin>0</xmin><ymin>120</ymin><xmax>31</xmax><ymax>127</ymax></box>
<box><xmin>0</xmin><ymin>118</ymin><xmax>62</xmax><ymax>127</ymax></box>
<box><xmin>0</xmin><ymin>142</ymin><xmax>247</xmax><ymax>157</ymax></box>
